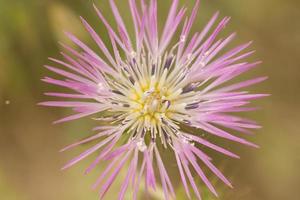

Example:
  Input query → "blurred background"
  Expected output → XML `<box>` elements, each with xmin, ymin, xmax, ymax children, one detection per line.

<box><xmin>0</xmin><ymin>0</ymin><xmax>299</xmax><ymax>199</ymax></box>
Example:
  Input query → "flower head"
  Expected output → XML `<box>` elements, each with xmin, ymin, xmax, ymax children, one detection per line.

<box><xmin>41</xmin><ymin>0</ymin><xmax>267</xmax><ymax>199</ymax></box>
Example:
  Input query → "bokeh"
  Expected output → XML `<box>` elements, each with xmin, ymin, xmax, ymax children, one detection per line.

<box><xmin>0</xmin><ymin>0</ymin><xmax>299</xmax><ymax>199</ymax></box>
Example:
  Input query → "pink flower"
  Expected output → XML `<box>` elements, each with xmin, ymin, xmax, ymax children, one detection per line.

<box><xmin>40</xmin><ymin>0</ymin><xmax>267</xmax><ymax>199</ymax></box>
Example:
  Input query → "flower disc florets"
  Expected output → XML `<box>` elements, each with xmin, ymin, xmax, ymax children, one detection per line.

<box><xmin>108</xmin><ymin>50</ymin><xmax>197</xmax><ymax>149</ymax></box>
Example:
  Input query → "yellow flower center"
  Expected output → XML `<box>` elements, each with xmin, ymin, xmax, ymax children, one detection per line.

<box><xmin>127</xmin><ymin>78</ymin><xmax>173</xmax><ymax>129</ymax></box>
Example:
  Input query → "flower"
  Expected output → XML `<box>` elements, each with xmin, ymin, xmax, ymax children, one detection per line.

<box><xmin>40</xmin><ymin>0</ymin><xmax>267</xmax><ymax>199</ymax></box>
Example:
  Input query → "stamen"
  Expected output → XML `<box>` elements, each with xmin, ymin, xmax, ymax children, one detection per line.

<box><xmin>151</xmin><ymin>64</ymin><xmax>156</xmax><ymax>75</ymax></box>
<box><xmin>137</xmin><ymin>138</ymin><xmax>147</xmax><ymax>152</ymax></box>
<box><xmin>199</xmin><ymin>61</ymin><xmax>205</xmax><ymax>67</ymax></box>
<box><xmin>180</xmin><ymin>35</ymin><xmax>186</xmax><ymax>42</ymax></box>
<box><xmin>162</xmin><ymin>100</ymin><xmax>171</xmax><ymax>109</ymax></box>
<box><xmin>97</xmin><ymin>83</ymin><xmax>105</xmax><ymax>93</ymax></box>
<box><xmin>183</xmin><ymin>119</ymin><xmax>191</xmax><ymax>125</ymax></box>
<box><xmin>112</xmin><ymin>90</ymin><xmax>124</xmax><ymax>95</ymax></box>
<box><xmin>164</xmin><ymin>56</ymin><xmax>173</xmax><ymax>70</ymax></box>
<box><xmin>182</xmin><ymin>83</ymin><xmax>196</xmax><ymax>93</ymax></box>
<box><xmin>130</xmin><ymin>51</ymin><xmax>136</xmax><ymax>58</ymax></box>
<box><xmin>185</xmin><ymin>103</ymin><xmax>199</xmax><ymax>110</ymax></box>
<box><xmin>129</xmin><ymin>76</ymin><xmax>135</xmax><ymax>84</ymax></box>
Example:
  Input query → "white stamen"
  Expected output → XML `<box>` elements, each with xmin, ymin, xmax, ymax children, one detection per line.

<box><xmin>199</xmin><ymin>61</ymin><xmax>205</xmax><ymax>67</ymax></box>
<box><xmin>180</xmin><ymin>35</ymin><xmax>186</xmax><ymax>42</ymax></box>
<box><xmin>130</xmin><ymin>51</ymin><xmax>137</xmax><ymax>58</ymax></box>
<box><xmin>137</xmin><ymin>138</ymin><xmax>147</xmax><ymax>152</ymax></box>
<box><xmin>97</xmin><ymin>83</ymin><xmax>104</xmax><ymax>93</ymax></box>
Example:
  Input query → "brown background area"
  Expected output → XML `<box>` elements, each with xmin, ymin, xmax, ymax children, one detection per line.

<box><xmin>0</xmin><ymin>0</ymin><xmax>299</xmax><ymax>199</ymax></box>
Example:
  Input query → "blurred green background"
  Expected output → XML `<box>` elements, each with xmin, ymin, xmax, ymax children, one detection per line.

<box><xmin>0</xmin><ymin>0</ymin><xmax>299</xmax><ymax>199</ymax></box>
